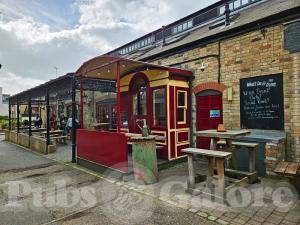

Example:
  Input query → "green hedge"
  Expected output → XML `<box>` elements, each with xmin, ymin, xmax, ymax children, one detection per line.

<box><xmin>0</xmin><ymin>116</ymin><xmax>19</xmax><ymax>129</ymax></box>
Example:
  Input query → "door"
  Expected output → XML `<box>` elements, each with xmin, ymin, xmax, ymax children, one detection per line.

<box><xmin>196</xmin><ymin>91</ymin><xmax>223</xmax><ymax>149</ymax></box>
<box><xmin>130</xmin><ymin>77</ymin><xmax>149</xmax><ymax>133</ymax></box>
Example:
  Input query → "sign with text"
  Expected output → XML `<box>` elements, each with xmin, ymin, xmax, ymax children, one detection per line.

<box><xmin>240</xmin><ymin>74</ymin><xmax>284</xmax><ymax>130</ymax></box>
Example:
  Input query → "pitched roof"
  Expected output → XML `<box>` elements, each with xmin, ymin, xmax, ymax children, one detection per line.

<box><xmin>118</xmin><ymin>0</ymin><xmax>300</xmax><ymax>61</ymax></box>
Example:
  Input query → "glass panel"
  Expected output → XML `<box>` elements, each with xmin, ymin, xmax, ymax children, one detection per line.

<box><xmin>187</xmin><ymin>20</ymin><xmax>193</xmax><ymax>28</ymax></box>
<box><xmin>242</xmin><ymin>0</ymin><xmax>249</xmax><ymax>5</ymax></box>
<box><xmin>182</xmin><ymin>22</ymin><xmax>188</xmax><ymax>30</ymax></box>
<box><xmin>173</xmin><ymin>26</ymin><xmax>178</xmax><ymax>34</ymax></box>
<box><xmin>229</xmin><ymin>2</ymin><xmax>234</xmax><ymax>10</ymax></box>
<box><xmin>133</xmin><ymin>79</ymin><xmax>147</xmax><ymax>116</ymax></box>
<box><xmin>177</xmin><ymin>108</ymin><xmax>185</xmax><ymax>122</ymax></box>
<box><xmin>121</xmin><ymin>112</ymin><xmax>128</xmax><ymax>128</ymax></box>
<box><xmin>178</xmin><ymin>24</ymin><xmax>183</xmax><ymax>32</ymax></box>
<box><xmin>234</xmin><ymin>0</ymin><xmax>241</xmax><ymax>8</ymax></box>
<box><xmin>178</xmin><ymin>92</ymin><xmax>186</xmax><ymax>107</ymax></box>
<box><xmin>219</xmin><ymin>6</ymin><xmax>225</xmax><ymax>15</ymax></box>
<box><xmin>153</xmin><ymin>88</ymin><xmax>166</xmax><ymax>126</ymax></box>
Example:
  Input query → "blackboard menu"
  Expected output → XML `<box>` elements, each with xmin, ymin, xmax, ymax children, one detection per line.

<box><xmin>240</xmin><ymin>74</ymin><xmax>284</xmax><ymax>130</ymax></box>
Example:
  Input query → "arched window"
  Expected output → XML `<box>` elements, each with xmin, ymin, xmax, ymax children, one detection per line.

<box><xmin>132</xmin><ymin>78</ymin><xmax>147</xmax><ymax>115</ymax></box>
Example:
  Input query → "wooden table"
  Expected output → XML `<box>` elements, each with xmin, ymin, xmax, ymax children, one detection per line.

<box><xmin>195</xmin><ymin>129</ymin><xmax>259</xmax><ymax>184</ymax></box>
<box><xmin>93</xmin><ymin>123</ymin><xmax>111</xmax><ymax>130</ymax></box>
<box><xmin>195</xmin><ymin>129</ymin><xmax>250</xmax><ymax>150</ymax></box>
<box><xmin>41</xmin><ymin>130</ymin><xmax>64</xmax><ymax>137</ymax></box>
<box><xmin>182</xmin><ymin>148</ymin><xmax>232</xmax><ymax>195</ymax></box>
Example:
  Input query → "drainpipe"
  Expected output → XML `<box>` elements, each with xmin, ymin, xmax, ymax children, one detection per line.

<box><xmin>162</xmin><ymin>26</ymin><xmax>166</xmax><ymax>46</ymax></box>
<box><xmin>189</xmin><ymin>76</ymin><xmax>194</xmax><ymax>147</ymax></box>
<box><xmin>225</xmin><ymin>2</ymin><xmax>231</xmax><ymax>26</ymax></box>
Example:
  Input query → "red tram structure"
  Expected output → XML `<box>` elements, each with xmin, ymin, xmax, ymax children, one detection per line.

<box><xmin>75</xmin><ymin>56</ymin><xmax>193</xmax><ymax>174</ymax></box>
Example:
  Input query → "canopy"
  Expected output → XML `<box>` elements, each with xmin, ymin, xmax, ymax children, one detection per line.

<box><xmin>76</xmin><ymin>56</ymin><xmax>193</xmax><ymax>80</ymax></box>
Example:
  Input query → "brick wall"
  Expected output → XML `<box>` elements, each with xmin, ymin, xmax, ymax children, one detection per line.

<box><xmin>149</xmin><ymin>23</ymin><xmax>300</xmax><ymax>167</ymax></box>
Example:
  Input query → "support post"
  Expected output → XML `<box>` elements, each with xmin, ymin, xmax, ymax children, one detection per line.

<box><xmin>116</xmin><ymin>61</ymin><xmax>121</xmax><ymax>133</ymax></box>
<box><xmin>8</xmin><ymin>98</ymin><xmax>11</xmax><ymax>131</ymax></box>
<box><xmin>46</xmin><ymin>88</ymin><xmax>50</xmax><ymax>152</ymax></box>
<box><xmin>28</xmin><ymin>93</ymin><xmax>32</xmax><ymax>136</ymax></box>
<box><xmin>17</xmin><ymin>98</ymin><xmax>20</xmax><ymax>133</ymax></box>
<box><xmin>80</xmin><ymin>76</ymin><xmax>84</xmax><ymax>129</ymax></box>
<box><xmin>71</xmin><ymin>76</ymin><xmax>77</xmax><ymax>163</ymax></box>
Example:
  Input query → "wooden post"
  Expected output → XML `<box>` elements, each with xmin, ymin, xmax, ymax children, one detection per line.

<box><xmin>8</xmin><ymin>98</ymin><xmax>11</xmax><ymax>131</ymax></box>
<box><xmin>187</xmin><ymin>153</ymin><xmax>195</xmax><ymax>189</ymax></box>
<box><xmin>71</xmin><ymin>76</ymin><xmax>77</xmax><ymax>163</ymax></box>
<box><xmin>46</xmin><ymin>88</ymin><xmax>50</xmax><ymax>152</ymax></box>
<box><xmin>207</xmin><ymin>157</ymin><xmax>215</xmax><ymax>188</ymax></box>
<box><xmin>17</xmin><ymin>98</ymin><xmax>20</xmax><ymax>133</ymax></box>
<box><xmin>80</xmin><ymin>76</ymin><xmax>84</xmax><ymax>129</ymax></box>
<box><xmin>116</xmin><ymin>61</ymin><xmax>121</xmax><ymax>133</ymax></box>
<box><xmin>216</xmin><ymin>158</ymin><xmax>225</xmax><ymax>196</ymax></box>
<box><xmin>249</xmin><ymin>148</ymin><xmax>256</xmax><ymax>173</ymax></box>
<box><xmin>210</xmin><ymin>138</ymin><xmax>217</xmax><ymax>150</ymax></box>
<box><xmin>28</xmin><ymin>93</ymin><xmax>32</xmax><ymax>136</ymax></box>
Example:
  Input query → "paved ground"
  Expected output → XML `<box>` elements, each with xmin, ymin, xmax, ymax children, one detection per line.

<box><xmin>1</xmin><ymin>135</ymin><xmax>300</xmax><ymax>225</ymax></box>
<box><xmin>0</xmin><ymin>135</ymin><xmax>215</xmax><ymax>225</ymax></box>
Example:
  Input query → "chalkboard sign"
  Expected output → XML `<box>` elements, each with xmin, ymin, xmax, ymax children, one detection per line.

<box><xmin>240</xmin><ymin>74</ymin><xmax>284</xmax><ymax>130</ymax></box>
<box><xmin>284</xmin><ymin>21</ymin><xmax>300</xmax><ymax>53</ymax></box>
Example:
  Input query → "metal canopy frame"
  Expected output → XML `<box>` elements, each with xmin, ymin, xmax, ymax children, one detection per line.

<box><xmin>7</xmin><ymin>56</ymin><xmax>193</xmax><ymax>164</ymax></box>
<box><xmin>75</xmin><ymin>56</ymin><xmax>193</xmax><ymax>134</ymax></box>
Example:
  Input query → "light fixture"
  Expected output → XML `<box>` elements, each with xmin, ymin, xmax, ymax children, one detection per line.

<box><xmin>200</xmin><ymin>62</ymin><xmax>208</xmax><ymax>72</ymax></box>
<box><xmin>107</xmin><ymin>68</ymin><xmax>111</xmax><ymax>73</ymax></box>
<box><xmin>122</xmin><ymin>64</ymin><xmax>126</xmax><ymax>68</ymax></box>
<box><xmin>97</xmin><ymin>71</ymin><xmax>101</xmax><ymax>76</ymax></box>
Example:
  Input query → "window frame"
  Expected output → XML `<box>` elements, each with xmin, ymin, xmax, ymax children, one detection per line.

<box><xmin>177</xmin><ymin>90</ymin><xmax>187</xmax><ymax>125</ymax></box>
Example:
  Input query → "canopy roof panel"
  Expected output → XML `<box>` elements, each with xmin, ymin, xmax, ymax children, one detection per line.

<box><xmin>76</xmin><ymin>56</ymin><xmax>193</xmax><ymax>80</ymax></box>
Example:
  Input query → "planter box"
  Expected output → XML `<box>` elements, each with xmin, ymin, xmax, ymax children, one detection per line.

<box><xmin>18</xmin><ymin>133</ymin><xmax>30</xmax><ymax>148</ymax></box>
<box><xmin>4</xmin><ymin>130</ymin><xmax>10</xmax><ymax>141</ymax></box>
<box><xmin>30</xmin><ymin>136</ymin><xmax>56</xmax><ymax>154</ymax></box>
<box><xmin>9</xmin><ymin>131</ymin><xmax>18</xmax><ymax>144</ymax></box>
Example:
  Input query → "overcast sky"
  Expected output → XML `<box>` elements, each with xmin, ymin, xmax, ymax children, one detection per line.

<box><xmin>0</xmin><ymin>0</ymin><xmax>218</xmax><ymax>95</ymax></box>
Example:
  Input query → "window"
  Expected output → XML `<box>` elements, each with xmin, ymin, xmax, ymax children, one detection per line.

<box><xmin>234</xmin><ymin>0</ymin><xmax>241</xmax><ymax>8</ymax></box>
<box><xmin>219</xmin><ymin>6</ymin><xmax>225</xmax><ymax>15</ymax></box>
<box><xmin>133</xmin><ymin>79</ymin><xmax>147</xmax><ymax>115</ymax></box>
<box><xmin>177</xmin><ymin>91</ymin><xmax>187</xmax><ymax>124</ymax></box>
<box><xmin>121</xmin><ymin>112</ymin><xmax>128</xmax><ymax>128</ymax></box>
<box><xmin>242</xmin><ymin>0</ymin><xmax>249</xmax><ymax>5</ymax></box>
<box><xmin>153</xmin><ymin>88</ymin><xmax>166</xmax><ymax>126</ymax></box>
<box><xmin>187</xmin><ymin>20</ymin><xmax>193</xmax><ymax>28</ymax></box>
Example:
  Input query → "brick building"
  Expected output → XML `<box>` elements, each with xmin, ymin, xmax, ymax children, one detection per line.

<box><xmin>106</xmin><ymin>0</ymin><xmax>300</xmax><ymax>175</ymax></box>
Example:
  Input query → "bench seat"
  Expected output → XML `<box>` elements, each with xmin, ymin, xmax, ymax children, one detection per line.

<box><xmin>217</xmin><ymin>140</ymin><xmax>259</xmax><ymax>148</ymax></box>
<box><xmin>182</xmin><ymin>148</ymin><xmax>232</xmax><ymax>159</ymax></box>
<box><xmin>274</xmin><ymin>161</ymin><xmax>299</xmax><ymax>176</ymax></box>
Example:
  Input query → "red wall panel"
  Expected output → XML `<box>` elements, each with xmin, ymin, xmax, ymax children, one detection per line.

<box><xmin>77</xmin><ymin>130</ymin><xmax>128</xmax><ymax>173</ymax></box>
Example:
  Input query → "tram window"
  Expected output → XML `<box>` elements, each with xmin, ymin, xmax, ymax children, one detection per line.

<box><xmin>153</xmin><ymin>88</ymin><xmax>166</xmax><ymax>126</ymax></box>
<box><xmin>177</xmin><ymin>91</ymin><xmax>187</xmax><ymax>124</ymax></box>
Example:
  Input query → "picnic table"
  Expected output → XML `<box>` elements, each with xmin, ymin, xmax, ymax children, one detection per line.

<box><xmin>195</xmin><ymin>129</ymin><xmax>250</xmax><ymax>150</ymax></box>
<box><xmin>182</xmin><ymin>148</ymin><xmax>232</xmax><ymax>195</ymax></box>
<box><xmin>195</xmin><ymin>129</ymin><xmax>258</xmax><ymax>184</ymax></box>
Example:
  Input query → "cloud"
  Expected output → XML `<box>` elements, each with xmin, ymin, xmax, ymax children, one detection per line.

<box><xmin>0</xmin><ymin>0</ymin><xmax>218</xmax><ymax>95</ymax></box>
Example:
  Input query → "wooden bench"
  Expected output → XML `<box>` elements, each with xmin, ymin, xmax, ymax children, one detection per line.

<box><xmin>182</xmin><ymin>148</ymin><xmax>232</xmax><ymax>195</ymax></box>
<box><xmin>51</xmin><ymin>135</ymin><xmax>67</xmax><ymax>145</ymax></box>
<box><xmin>217</xmin><ymin>140</ymin><xmax>259</xmax><ymax>173</ymax></box>
<box><xmin>274</xmin><ymin>161</ymin><xmax>299</xmax><ymax>177</ymax></box>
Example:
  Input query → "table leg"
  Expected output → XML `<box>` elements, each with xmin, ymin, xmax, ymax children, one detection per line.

<box><xmin>216</xmin><ymin>158</ymin><xmax>225</xmax><ymax>195</ymax></box>
<box><xmin>207</xmin><ymin>157</ymin><xmax>215</xmax><ymax>188</ymax></box>
<box><xmin>226</xmin><ymin>139</ymin><xmax>237</xmax><ymax>169</ymax></box>
<box><xmin>210</xmin><ymin>138</ymin><xmax>218</xmax><ymax>150</ymax></box>
<box><xmin>187</xmin><ymin>153</ymin><xmax>195</xmax><ymax>189</ymax></box>
<box><xmin>249</xmin><ymin>148</ymin><xmax>256</xmax><ymax>173</ymax></box>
